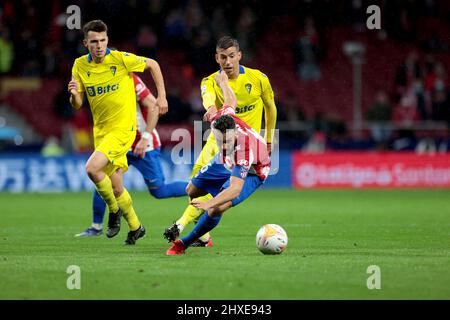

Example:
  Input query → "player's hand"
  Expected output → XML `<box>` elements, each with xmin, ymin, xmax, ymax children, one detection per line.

<box><xmin>190</xmin><ymin>199</ymin><xmax>211</xmax><ymax>211</ymax></box>
<box><xmin>215</xmin><ymin>71</ymin><xmax>228</xmax><ymax>87</ymax></box>
<box><xmin>267</xmin><ymin>143</ymin><xmax>272</xmax><ymax>156</ymax></box>
<box><xmin>68</xmin><ymin>80</ymin><xmax>79</xmax><ymax>96</ymax></box>
<box><xmin>156</xmin><ymin>96</ymin><xmax>168</xmax><ymax>115</ymax></box>
<box><xmin>203</xmin><ymin>106</ymin><xmax>218</xmax><ymax>122</ymax></box>
<box><xmin>133</xmin><ymin>138</ymin><xmax>148</xmax><ymax>158</ymax></box>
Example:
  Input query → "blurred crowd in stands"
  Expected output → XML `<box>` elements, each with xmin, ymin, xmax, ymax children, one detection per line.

<box><xmin>0</xmin><ymin>0</ymin><xmax>271</xmax><ymax>77</ymax></box>
<box><xmin>0</xmin><ymin>0</ymin><xmax>450</xmax><ymax>153</ymax></box>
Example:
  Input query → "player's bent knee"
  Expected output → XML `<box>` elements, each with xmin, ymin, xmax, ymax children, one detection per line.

<box><xmin>85</xmin><ymin>163</ymin><xmax>102</xmax><ymax>182</ymax></box>
<box><xmin>149</xmin><ymin>187</ymin><xmax>165</xmax><ymax>199</ymax></box>
<box><xmin>186</xmin><ymin>183</ymin><xmax>195</xmax><ymax>197</ymax></box>
<box><xmin>186</xmin><ymin>183</ymin><xmax>208</xmax><ymax>199</ymax></box>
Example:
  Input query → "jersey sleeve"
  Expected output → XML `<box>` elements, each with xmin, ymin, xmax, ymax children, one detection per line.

<box><xmin>71</xmin><ymin>61</ymin><xmax>85</xmax><ymax>93</ymax></box>
<box><xmin>200</xmin><ymin>76</ymin><xmax>217</xmax><ymax>110</ymax></box>
<box><xmin>259</xmin><ymin>71</ymin><xmax>275</xmax><ymax>103</ymax></box>
<box><xmin>120</xmin><ymin>51</ymin><xmax>148</xmax><ymax>73</ymax></box>
<box><xmin>132</xmin><ymin>73</ymin><xmax>151</xmax><ymax>101</ymax></box>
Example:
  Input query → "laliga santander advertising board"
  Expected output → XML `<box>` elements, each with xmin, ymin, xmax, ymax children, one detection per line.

<box><xmin>292</xmin><ymin>152</ymin><xmax>450</xmax><ymax>189</ymax></box>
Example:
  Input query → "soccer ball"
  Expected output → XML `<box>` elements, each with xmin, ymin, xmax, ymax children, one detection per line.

<box><xmin>256</xmin><ymin>224</ymin><xmax>288</xmax><ymax>254</ymax></box>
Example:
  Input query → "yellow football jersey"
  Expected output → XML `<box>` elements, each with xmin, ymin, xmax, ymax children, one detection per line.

<box><xmin>200</xmin><ymin>65</ymin><xmax>274</xmax><ymax>133</ymax></box>
<box><xmin>71</xmin><ymin>48</ymin><xmax>148</xmax><ymax>134</ymax></box>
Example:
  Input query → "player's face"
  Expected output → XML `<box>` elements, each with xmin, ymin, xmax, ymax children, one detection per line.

<box><xmin>215</xmin><ymin>47</ymin><xmax>242</xmax><ymax>79</ymax></box>
<box><xmin>213</xmin><ymin>129</ymin><xmax>237</xmax><ymax>156</ymax></box>
<box><xmin>83</xmin><ymin>31</ymin><xmax>108</xmax><ymax>62</ymax></box>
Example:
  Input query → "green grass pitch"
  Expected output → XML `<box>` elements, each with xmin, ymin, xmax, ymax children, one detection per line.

<box><xmin>1</xmin><ymin>189</ymin><xmax>449</xmax><ymax>299</ymax></box>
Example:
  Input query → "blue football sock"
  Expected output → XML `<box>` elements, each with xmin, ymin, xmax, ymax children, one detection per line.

<box><xmin>92</xmin><ymin>190</ymin><xmax>106</xmax><ymax>224</ymax></box>
<box><xmin>180</xmin><ymin>212</ymin><xmax>221</xmax><ymax>247</ymax></box>
<box><xmin>149</xmin><ymin>181</ymin><xmax>188</xmax><ymax>199</ymax></box>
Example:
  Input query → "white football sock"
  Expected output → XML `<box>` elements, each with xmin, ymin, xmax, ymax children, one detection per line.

<box><xmin>91</xmin><ymin>223</ymin><xmax>102</xmax><ymax>230</ymax></box>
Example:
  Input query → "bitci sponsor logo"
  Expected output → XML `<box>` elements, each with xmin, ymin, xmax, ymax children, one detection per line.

<box><xmin>86</xmin><ymin>84</ymin><xmax>119</xmax><ymax>97</ymax></box>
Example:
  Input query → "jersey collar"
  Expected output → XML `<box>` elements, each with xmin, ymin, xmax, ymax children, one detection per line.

<box><xmin>87</xmin><ymin>48</ymin><xmax>111</xmax><ymax>63</ymax></box>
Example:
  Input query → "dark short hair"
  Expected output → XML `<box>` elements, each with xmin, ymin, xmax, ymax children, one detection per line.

<box><xmin>83</xmin><ymin>20</ymin><xmax>108</xmax><ymax>39</ymax></box>
<box><xmin>216</xmin><ymin>36</ymin><xmax>240</xmax><ymax>52</ymax></box>
<box><xmin>213</xmin><ymin>115</ymin><xmax>236</xmax><ymax>133</ymax></box>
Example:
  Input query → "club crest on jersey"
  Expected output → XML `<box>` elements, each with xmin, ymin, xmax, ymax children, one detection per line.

<box><xmin>245</xmin><ymin>83</ymin><xmax>252</xmax><ymax>94</ymax></box>
<box><xmin>110</xmin><ymin>66</ymin><xmax>117</xmax><ymax>76</ymax></box>
<box><xmin>87</xmin><ymin>71</ymin><xmax>90</xmax><ymax>77</ymax></box>
<box><xmin>237</xmin><ymin>159</ymin><xmax>249</xmax><ymax>167</ymax></box>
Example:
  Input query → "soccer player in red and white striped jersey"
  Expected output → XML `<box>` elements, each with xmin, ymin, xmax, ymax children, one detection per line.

<box><xmin>166</xmin><ymin>72</ymin><xmax>270</xmax><ymax>255</ymax></box>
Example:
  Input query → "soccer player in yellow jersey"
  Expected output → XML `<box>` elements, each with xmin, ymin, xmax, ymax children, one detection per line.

<box><xmin>164</xmin><ymin>36</ymin><xmax>277</xmax><ymax>246</ymax></box>
<box><xmin>68</xmin><ymin>20</ymin><xmax>168</xmax><ymax>245</ymax></box>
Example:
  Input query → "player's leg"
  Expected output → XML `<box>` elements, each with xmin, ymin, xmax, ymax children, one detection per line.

<box><xmin>85</xmin><ymin>150</ymin><xmax>121</xmax><ymax>222</ymax></box>
<box><xmin>174</xmin><ymin>194</ymin><xmax>212</xmax><ymax>232</ymax></box>
<box><xmin>178</xmin><ymin>183</ymin><xmax>232</xmax><ymax>249</ymax></box>
<box><xmin>166</xmin><ymin>202</ymin><xmax>230</xmax><ymax>255</ymax></box>
<box><xmin>132</xmin><ymin>148</ymin><xmax>188</xmax><ymax>199</ymax></box>
<box><xmin>166</xmin><ymin>161</ymin><xmax>231</xmax><ymax>255</ymax></box>
<box><xmin>149</xmin><ymin>148</ymin><xmax>188</xmax><ymax>198</ymax></box>
<box><xmin>110</xmin><ymin>168</ymin><xmax>145</xmax><ymax>245</ymax></box>
<box><xmin>184</xmin><ymin>183</ymin><xmax>214</xmax><ymax>247</ymax></box>
<box><xmin>177</xmin><ymin>201</ymin><xmax>230</xmax><ymax>247</ymax></box>
<box><xmin>164</xmin><ymin>157</ymin><xmax>228</xmax><ymax>242</ymax></box>
<box><xmin>92</xmin><ymin>189</ymin><xmax>107</xmax><ymax>228</ymax></box>
<box><xmin>167</xmin><ymin>175</ymin><xmax>264</xmax><ymax>255</ymax></box>
<box><xmin>149</xmin><ymin>181</ymin><xmax>188</xmax><ymax>199</ymax></box>
<box><xmin>185</xmin><ymin>181</ymin><xmax>209</xmax><ymax>198</ymax></box>
<box><xmin>180</xmin><ymin>137</ymin><xmax>219</xmax><ymax>243</ymax></box>
<box><xmin>94</xmin><ymin>128</ymin><xmax>140</xmax><ymax>241</ymax></box>
<box><xmin>74</xmin><ymin>190</ymin><xmax>105</xmax><ymax>237</ymax></box>
<box><xmin>170</xmin><ymin>135</ymin><xmax>218</xmax><ymax>236</ymax></box>
<box><xmin>162</xmin><ymin>181</ymin><xmax>208</xmax><ymax>242</ymax></box>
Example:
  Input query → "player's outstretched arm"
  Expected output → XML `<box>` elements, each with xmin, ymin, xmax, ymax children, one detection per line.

<box><xmin>191</xmin><ymin>176</ymin><xmax>244</xmax><ymax>211</ymax></box>
<box><xmin>145</xmin><ymin>59</ymin><xmax>168</xmax><ymax>115</ymax></box>
<box><xmin>133</xmin><ymin>93</ymin><xmax>158</xmax><ymax>158</ymax></box>
<box><xmin>215</xmin><ymin>72</ymin><xmax>236</xmax><ymax>109</ymax></box>
<box><xmin>68</xmin><ymin>78</ymin><xmax>84</xmax><ymax>109</ymax></box>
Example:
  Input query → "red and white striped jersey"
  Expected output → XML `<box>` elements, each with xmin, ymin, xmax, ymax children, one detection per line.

<box><xmin>132</xmin><ymin>73</ymin><xmax>161</xmax><ymax>152</ymax></box>
<box><xmin>212</xmin><ymin>105</ymin><xmax>271</xmax><ymax>181</ymax></box>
